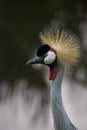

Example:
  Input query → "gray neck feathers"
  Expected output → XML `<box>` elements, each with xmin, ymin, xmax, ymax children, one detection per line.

<box><xmin>51</xmin><ymin>63</ymin><xmax>77</xmax><ymax>130</ymax></box>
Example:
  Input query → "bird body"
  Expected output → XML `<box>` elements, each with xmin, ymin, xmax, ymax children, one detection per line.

<box><xmin>27</xmin><ymin>29</ymin><xmax>80</xmax><ymax>130</ymax></box>
<box><xmin>51</xmin><ymin>63</ymin><xmax>77</xmax><ymax>130</ymax></box>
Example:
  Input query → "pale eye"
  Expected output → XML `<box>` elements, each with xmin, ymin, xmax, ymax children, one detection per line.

<box><xmin>44</xmin><ymin>53</ymin><xmax>47</xmax><ymax>57</ymax></box>
<box><xmin>44</xmin><ymin>51</ymin><xmax>56</xmax><ymax>64</ymax></box>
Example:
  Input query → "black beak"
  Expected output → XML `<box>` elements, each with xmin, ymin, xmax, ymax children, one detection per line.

<box><xmin>26</xmin><ymin>56</ymin><xmax>44</xmax><ymax>65</ymax></box>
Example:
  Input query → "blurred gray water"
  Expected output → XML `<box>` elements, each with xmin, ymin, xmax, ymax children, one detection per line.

<box><xmin>0</xmin><ymin>80</ymin><xmax>53</xmax><ymax>130</ymax></box>
<box><xmin>0</xmin><ymin>75</ymin><xmax>87</xmax><ymax>130</ymax></box>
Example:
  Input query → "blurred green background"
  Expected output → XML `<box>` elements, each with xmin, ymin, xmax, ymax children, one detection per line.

<box><xmin>0</xmin><ymin>0</ymin><xmax>87</xmax><ymax>88</ymax></box>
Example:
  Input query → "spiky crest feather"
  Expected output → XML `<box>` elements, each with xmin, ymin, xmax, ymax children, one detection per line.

<box><xmin>40</xmin><ymin>29</ymin><xmax>80</xmax><ymax>65</ymax></box>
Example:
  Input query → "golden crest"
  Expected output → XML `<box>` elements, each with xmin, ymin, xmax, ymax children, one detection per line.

<box><xmin>40</xmin><ymin>29</ymin><xmax>80</xmax><ymax>65</ymax></box>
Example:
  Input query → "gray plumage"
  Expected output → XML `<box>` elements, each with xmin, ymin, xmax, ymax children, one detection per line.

<box><xmin>51</xmin><ymin>63</ymin><xmax>77</xmax><ymax>130</ymax></box>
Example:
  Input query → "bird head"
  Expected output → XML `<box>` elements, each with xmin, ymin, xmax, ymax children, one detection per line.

<box><xmin>27</xmin><ymin>29</ymin><xmax>80</xmax><ymax>65</ymax></box>
<box><xmin>26</xmin><ymin>44</ymin><xmax>57</xmax><ymax>66</ymax></box>
<box><xmin>26</xmin><ymin>29</ymin><xmax>80</xmax><ymax>80</ymax></box>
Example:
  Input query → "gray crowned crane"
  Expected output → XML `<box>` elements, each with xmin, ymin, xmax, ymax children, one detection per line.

<box><xmin>26</xmin><ymin>29</ymin><xmax>80</xmax><ymax>130</ymax></box>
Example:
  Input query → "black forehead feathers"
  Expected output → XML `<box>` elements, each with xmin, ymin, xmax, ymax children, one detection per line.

<box><xmin>36</xmin><ymin>44</ymin><xmax>50</xmax><ymax>56</ymax></box>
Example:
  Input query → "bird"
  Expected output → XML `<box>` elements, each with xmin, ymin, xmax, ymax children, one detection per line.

<box><xmin>26</xmin><ymin>29</ymin><xmax>80</xmax><ymax>130</ymax></box>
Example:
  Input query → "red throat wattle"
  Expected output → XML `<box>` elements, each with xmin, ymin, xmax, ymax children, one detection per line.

<box><xmin>49</xmin><ymin>68</ymin><xmax>56</xmax><ymax>81</ymax></box>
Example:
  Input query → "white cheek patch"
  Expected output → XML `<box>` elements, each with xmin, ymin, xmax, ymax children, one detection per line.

<box><xmin>44</xmin><ymin>51</ymin><xmax>56</xmax><ymax>64</ymax></box>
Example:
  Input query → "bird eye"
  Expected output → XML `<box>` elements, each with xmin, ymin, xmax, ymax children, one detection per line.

<box><xmin>36</xmin><ymin>44</ymin><xmax>50</xmax><ymax>57</ymax></box>
<box><xmin>43</xmin><ymin>53</ymin><xmax>47</xmax><ymax>57</ymax></box>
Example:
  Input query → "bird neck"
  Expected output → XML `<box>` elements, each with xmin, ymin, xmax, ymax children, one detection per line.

<box><xmin>50</xmin><ymin>63</ymin><xmax>77</xmax><ymax>130</ymax></box>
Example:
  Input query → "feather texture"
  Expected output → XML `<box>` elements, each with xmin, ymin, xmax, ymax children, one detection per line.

<box><xmin>40</xmin><ymin>29</ymin><xmax>80</xmax><ymax>65</ymax></box>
